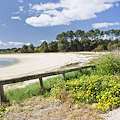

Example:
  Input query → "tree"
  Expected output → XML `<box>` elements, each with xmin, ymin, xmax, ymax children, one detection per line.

<box><xmin>70</xmin><ymin>39</ymin><xmax>82</xmax><ymax>51</ymax></box>
<box><xmin>93</xmin><ymin>45</ymin><xmax>105</xmax><ymax>52</ymax></box>
<box><xmin>21</xmin><ymin>45</ymin><xmax>28</xmax><ymax>53</ymax></box>
<box><xmin>108</xmin><ymin>42</ymin><xmax>120</xmax><ymax>51</ymax></box>
<box><xmin>37</xmin><ymin>41</ymin><xmax>49</xmax><ymax>52</ymax></box>
<box><xmin>80</xmin><ymin>39</ymin><xmax>91</xmax><ymax>51</ymax></box>
<box><xmin>1</xmin><ymin>29</ymin><xmax>120</xmax><ymax>53</ymax></box>
<box><xmin>27</xmin><ymin>44</ymin><xmax>34</xmax><ymax>53</ymax></box>
<box><xmin>56</xmin><ymin>32</ymin><xmax>68</xmax><ymax>41</ymax></box>
<box><xmin>58</xmin><ymin>38</ymin><xmax>69</xmax><ymax>52</ymax></box>
<box><xmin>87</xmin><ymin>29</ymin><xmax>101</xmax><ymax>40</ymax></box>
<box><xmin>75</xmin><ymin>30</ymin><xmax>85</xmax><ymax>40</ymax></box>
<box><xmin>48</xmin><ymin>41</ymin><xmax>58</xmax><ymax>52</ymax></box>
<box><xmin>66</xmin><ymin>30</ymin><xmax>75</xmax><ymax>40</ymax></box>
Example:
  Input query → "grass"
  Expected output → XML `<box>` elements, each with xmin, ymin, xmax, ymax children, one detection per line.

<box><xmin>3</xmin><ymin>54</ymin><xmax>120</xmax><ymax>113</ymax></box>
<box><xmin>6</xmin><ymin>83</ymin><xmax>40</xmax><ymax>103</ymax></box>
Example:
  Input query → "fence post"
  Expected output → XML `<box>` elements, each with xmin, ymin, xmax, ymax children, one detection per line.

<box><xmin>0</xmin><ymin>84</ymin><xmax>6</xmax><ymax>105</ymax></box>
<box><xmin>39</xmin><ymin>77</ymin><xmax>45</xmax><ymax>94</ymax></box>
<box><xmin>92</xmin><ymin>65</ymin><xmax>96</xmax><ymax>71</ymax></box>
<box><xmin>62</xmin><ymin>72</ymin><xmax>66</xmax><ymax>80</ymax></box>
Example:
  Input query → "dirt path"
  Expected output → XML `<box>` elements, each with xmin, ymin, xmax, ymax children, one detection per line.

<box><xmin>4</xmin><ymin>97</ymin><xmax>101</xmax><ymax>120</ymax></box>
<box><xmin>103</xmin><ymin>107</ymin><xmax>120</xmax><ymax>120</ymax></box>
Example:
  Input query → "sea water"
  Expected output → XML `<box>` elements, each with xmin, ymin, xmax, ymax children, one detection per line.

<box><xmin>0</xmin><ymin>58</ymin><xmax>17</xmax><ymax>68</ymax></box>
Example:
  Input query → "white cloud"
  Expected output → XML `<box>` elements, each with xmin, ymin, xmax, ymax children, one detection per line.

<box><xmin>11</xmin><ymin>16</ymin><xmax>21</xmax><ymax>21</ymax></box>
<box><xmin>12</xmin><ymin>6</ymin><xmax>24</xmax><ymax>16</ymax></box>
<box><xmin>0</xmin><ymin>40</ymin><xmax>7</xmax><ymax>46</ymax></box>
<box><xmin>92</xmin><ymin>22</ymin><xmax>120</xmax><ymax>28</ymax></box>
<box><xmin>29</xmin><ymin>3</ymin><xmax>32</xmax><ymax>8</ymax></box>
<box><xmin>25</xmin><ymin>0</ymin><xmax>120</xmax><ymax>27</ymax></box>
<box><xmin>19</xmin><ymin>6</ymin><xmax>24</xmax><ymax>12</ymax></box>
<box><xmin>0</xmin><ymin>41</ymin><xmax>31</xmax><ymax>49</ymax></box>
<box><xmin>115</xmin><ymin>2</ymin><xmax>120</xmax><ymax>7</ymax></box>
<box><xmin>8</xmin><ymin>41</ymin><xmax>25</xmax><ymax>46</ymax></box>
<box><xmin>40</xmin><ymin>40</ymin><xmax>48</xmax><ymax>43</ymax></box>
<box><xmin>18</xmin><ymin>0</ymin><xmax>24</xmax><ymax>3</ymax></box>
<box><xmin>31</xmin><ymin>3</ymin><xmax>60</xmax><ymax>11</ymax></box>
<box><xmin>12</xmin><ymin>11</ymin><xmax>20</xmax><ymax>15</ymax></box>
<box><xmin>1</xmin><ymin>24</ymin><xmax>7</xmax><ymax>27</ymax></box>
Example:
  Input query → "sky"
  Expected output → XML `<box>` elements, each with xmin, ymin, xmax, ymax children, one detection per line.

<box><xmin>0</xmin><ymin>0</ymin><xmax>120</xmax><ymax>49</ymax></box>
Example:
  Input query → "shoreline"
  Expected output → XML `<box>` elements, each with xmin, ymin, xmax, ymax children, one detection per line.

<box><xmin>0</xmin><ymin>53</ymin><xmax>96</xmax><ymax>78</ymax></box>
<box><xmin>0</xmin><ymin>58</ymin><xmax>19</xmax><ymax>68</ymax></box>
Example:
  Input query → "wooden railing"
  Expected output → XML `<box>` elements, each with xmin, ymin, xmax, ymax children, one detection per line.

<box><xmin>0</xmin><ymin>65</ymin><xmax>95</xmax><ymax>104</ymax></box>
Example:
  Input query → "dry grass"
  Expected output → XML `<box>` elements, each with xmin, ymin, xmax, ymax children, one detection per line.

<box><xmin>4</xmin><ymin>96</ymin><xmax>102</xmax><ymax>120</ymax></box>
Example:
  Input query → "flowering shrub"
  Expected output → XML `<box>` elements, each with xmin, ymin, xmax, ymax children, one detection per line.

<box><xmin>66</xmin><ymin>75</ymin><xmax>120</xmax><ymax>112</ymax></box>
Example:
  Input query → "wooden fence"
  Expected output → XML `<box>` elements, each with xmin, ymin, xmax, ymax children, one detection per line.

<box><xmin>0</xmin><ymin>65</ymin><xmax>95</xmax><ymax>104</ymax></box>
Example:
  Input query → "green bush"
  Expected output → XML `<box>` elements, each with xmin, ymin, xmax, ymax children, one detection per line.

<box><xmin>0</xmin><ymin>106</ymin><xmax>6</xmax><ymax>118</ymax></box>
<box><xmin>50</xmin><ymin>78</ymin><xmax>66</xmax><ymax>98</ymax></box>
<box><xmin>94</xmin><ymin>54</ymin><xmax>120</xmax><ymax>75</ymax></box>
<box><xmin>65</xmin><ymin>69</ymin><xmax>92</xmax><ymax>80</ymax></box>
<box><xmin>44</xmin><ymin>76</ymin><xmax>63</xmax><ymax>89</ymax></box>
<box><xmin>66</xmin><ymin>75</ymin><xmax>120</xmax><ymax>112</ymax></box>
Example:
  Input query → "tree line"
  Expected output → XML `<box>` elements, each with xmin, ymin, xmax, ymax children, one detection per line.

<box><xmin>0</xmin><ymin>29</ymin><xmax>120</xmax><ymax>53</ymax></box>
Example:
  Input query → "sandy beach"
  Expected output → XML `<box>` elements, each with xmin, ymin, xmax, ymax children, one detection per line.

<box><xmin>0</xmin><ymin>52</ymin><xmax>103</xmax><ymax>90</ymax></box>
<box><xmin>0</xmin><ymin>53</ymin><xmax>97</xmax><ymax>80</ymax></box>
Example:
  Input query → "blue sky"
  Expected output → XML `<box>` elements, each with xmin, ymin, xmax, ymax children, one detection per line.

<box><xmin>0</xmin><ymin>0</ymin><xmax>120</xmax><ymax>49</ymax></box>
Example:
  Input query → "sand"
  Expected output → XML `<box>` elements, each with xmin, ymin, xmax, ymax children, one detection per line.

<box><xmin>103</xmin><ymin>107</ymin><xmax>120</xmax><ymax>120</ymax></box>
<box><xmin>0</xmin><ymin>53</ymin><xmax>96</xmax><ymax>80</ymax></box>
<box><xmin>0</xmin><ymin>52</ymin><xmax>101</xmax><ymax>90</ymax></box>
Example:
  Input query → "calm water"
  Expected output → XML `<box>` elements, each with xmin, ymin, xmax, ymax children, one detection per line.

<box><xmin>0</xmin><ymin>58</ymin><xmax>17</xmax><ymax>68</ymax></box>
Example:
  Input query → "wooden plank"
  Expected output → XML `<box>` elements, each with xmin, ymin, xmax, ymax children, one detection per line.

<box><xmin>0</xmin><ymin>65</ymin><xmax>95</xmax><ymax>85</ymax></box>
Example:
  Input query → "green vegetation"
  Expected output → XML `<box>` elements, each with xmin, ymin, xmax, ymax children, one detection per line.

<box><xmin>6</xmin><ymin>83</ymin><xmax>40</xmax><ymax>103</ymax></box>
<box><xmin>4</xmin><ymin>54</ymin><xmax>120</xmax><ymax>113</ymax></box>
<box><xmin>0</xmin><ymin>29</ymin><xmax>120</xmax><ymax>53</ymax></box>
<box><xmin>6</xmin><ymin>76</ymin><xmax>63</xmax><ymax>103</ymax></box>
<box><xmin>66</xmin><ymin>75</ymin><xmax>120</xmax><ymax>112</ymax></box>
<box><xmin>0</xmin><ymin>106</ymin><xmax>6</xmax><ymax>118</ymax></box>
<box><xmin>94</xmin><ymin>54</ymin><xmax>120</xmax><ymax>75</ymax></box>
